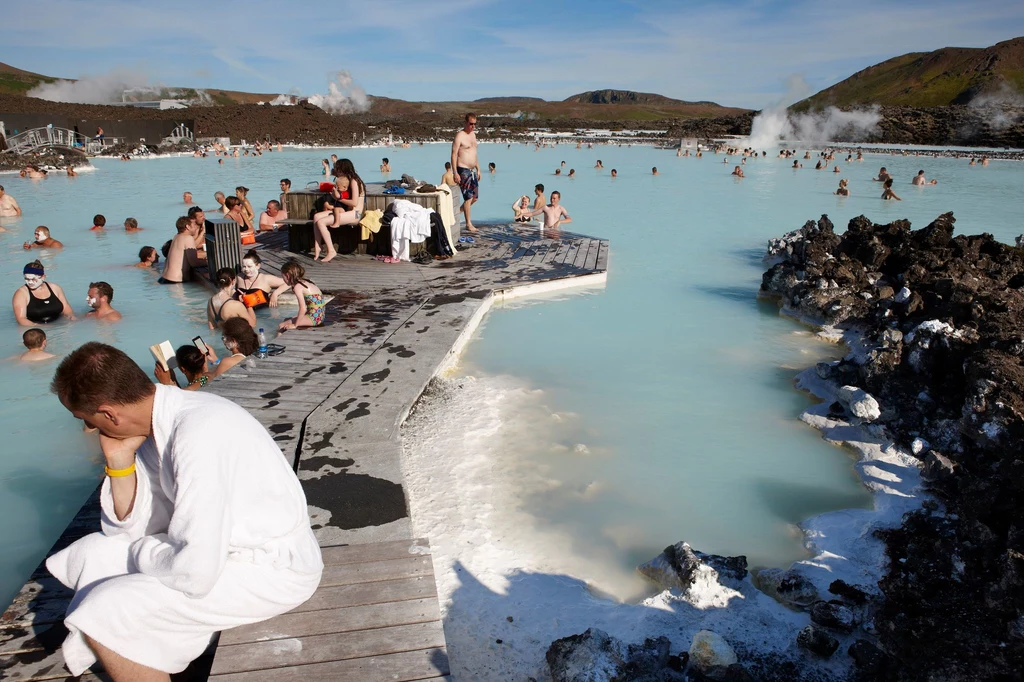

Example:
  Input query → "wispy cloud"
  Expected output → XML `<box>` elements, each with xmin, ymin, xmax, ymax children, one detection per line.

<box><xmin>1</xmin><ymin>0</ymin><xmax>1022</xmax><ymax>108</ymax></box>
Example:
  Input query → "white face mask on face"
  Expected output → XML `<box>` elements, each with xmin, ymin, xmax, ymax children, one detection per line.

<box><xmin>24</xmin><ymin>275</ymin><xmax>43</xmax><ymax>290</ymax></box>
<box><xmin>86</xmin><ymin>296</ymin><xmax>97</xmax><ymax>308</ymax></box>
<box><xmin>35</xmin><ymin>232</ymin><xmax>45</xmax><ymax>242</ymax></box>
<box><xmin>241</xmin><ymin>261</ymin><xmax>259</xmax><ymax>278</ymax></box>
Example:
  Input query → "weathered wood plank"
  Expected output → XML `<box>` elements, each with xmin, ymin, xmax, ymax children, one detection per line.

<box><xmin>211</xmin><ymin>621</ymin><xmax>445</xmax><ymax>675</ymax></box>
<box><xmin>320</xmin><ymin>556</ymin><xmax>432</xmax><ymax>588</ymax></box>
<box><xmin>218</xmin><ymin>597</ymin><xmax>440</xmax><ymax>646</ymax></box>
<box><xmin>320</xmin><ymin>538</ymin><xmax>429</xmax><ymax>566</ymax></box>
<box><xmin>209</xmin><ymin>647</ymin><xmax>449</xmax><ymax>681</ymax></box>
<box><xmin>291</xmin><ymin>577</ymin><xmax>435</xmax><ymax>614</ymax></box>
<box><xmin>583</xmin><ymin>239</ymin><xmax>601</xmax><ymax>271</ymax></box>
<box><xmin>571</xmin><ymin>238</ymin><xmax>592</xmax><ymax>269</ymax></box>
<box><xmin>595</xmin><ymin>241</ymin><xmax>609</xmax><ymax>272</ymax></box>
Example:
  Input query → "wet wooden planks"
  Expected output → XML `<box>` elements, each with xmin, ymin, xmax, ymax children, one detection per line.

<box><xmin>208</xmin><ymin>539</ymin><xmax>449</xmax><ymax>681</ymax></box>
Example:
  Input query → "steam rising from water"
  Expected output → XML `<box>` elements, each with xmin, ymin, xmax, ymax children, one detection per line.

<box><xmin>304</xmin><ymin>71</ymin><xmax>369</xmax><ymax>114</ymax></box>
<box><xmin>747</xmin><ymin>75</ymin><xmax>881</xmax><ymax>149</ymax></box>
<box><xmin>28</xmin><ymin>68</ymin><xmax>149</xmax><ymax>104</ymax></box>
<box><xmin>967</xmin><ymin>82</ymin><xmax>1024</xmax><ymax>131</ymax></box>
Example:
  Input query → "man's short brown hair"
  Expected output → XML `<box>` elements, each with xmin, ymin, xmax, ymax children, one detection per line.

<box><xmin>23</xmin><ymin>328</ymin><xmax>45</xmax><ymax>349</ymax></box>
<box><xmin>89</xmin><ymin>281</ymin><xmax>114</xmax><ymax>302</ymax></box>
<box><xmin>175</xmin><ymin>216</ymin><xmax>191</xmax><ymax>233</ymax></box>
<box><xmin>52</xmin><ymin>342</ymin><xmax>155</xmax><ymax>413</ymax></box>
<box><xmin>465</xmin><ymin>113</ymin><xmax>477</xmax><ymax>122</ymax></box>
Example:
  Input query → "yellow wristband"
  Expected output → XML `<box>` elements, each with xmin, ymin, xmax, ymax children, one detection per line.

<box><xmin>104</xmin><ymin>462</ymin><xmax>136</xmax><ymax>478</ymax></box>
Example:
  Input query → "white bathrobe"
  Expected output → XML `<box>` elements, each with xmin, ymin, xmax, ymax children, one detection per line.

<box><xmin>390</xmin><ymin>199</ymin><xmax>434</xmax><ymax>261</ymax></box>
<box><xmin>46</xmin><ymin>385</ymin><xmax>323</xmax><ymax>675</ymax></box>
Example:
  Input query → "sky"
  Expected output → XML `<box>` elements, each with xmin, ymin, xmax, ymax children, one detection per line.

<box><xmin>2</xmin><ymin>0</ymin><xmax>1023</xmax><ymax>109</ymax></box>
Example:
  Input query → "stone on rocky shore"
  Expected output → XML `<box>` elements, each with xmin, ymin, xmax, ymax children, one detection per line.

<box><xmin>637</xmin><ymin>542</ymin><xmax>747</xmax><ymax>592</ymax></box>
<box><xmin>796</xmin><ymin>625</ymin><xmax>839</xmax><ymax>658</ymax></box>
<box><xmin>755</xmin><ymin>568</ymin><xmax>818</xmax><ymax>608</ymax></box>
<box><xmin>835</xmin><ymin>386</ymin><xmax>882</xmax><ymax>421</ymax></box>
<box><xmin>688</xmin><ymin>631</ymin><xmax>738</xmax><ymax>672</ymax></box>
<box><xmin>921</xmin><ymin>450</ymin><xmax>957</xmax><ymax>481</ymax></box>
<box><xmin>828</xmin><ymin>579</ymin><xmax>871</xmax><ymax>605</ymax></box>
<box><xmin>546</xmin><ymin>629</ymin><xmax>685</xmax><ymax>682</ymax></box>
<box><xmin>810</xmin><ymin>600</ymin><xmax>856</xmax><ymax>632</ymax></box>
<box><xmin>847</xmin><ymin>639</ymin><xmax>890</xmax><ymax>674</ymax></box>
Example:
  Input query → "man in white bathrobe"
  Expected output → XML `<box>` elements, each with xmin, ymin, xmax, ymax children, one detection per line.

<box><xmin>47</xmin><ymin>342</ymin><xmax>323</xmax><ymax>682</ymax></box>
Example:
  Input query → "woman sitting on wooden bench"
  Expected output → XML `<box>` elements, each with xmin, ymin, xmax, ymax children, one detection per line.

<box><xmin>310</xmin><ymin>159</ymin><xmax>366</xmax><ymax>264</ymax></box>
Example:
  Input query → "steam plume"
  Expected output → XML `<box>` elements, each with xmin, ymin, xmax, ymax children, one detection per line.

<box><xmin>747</xmin><ymin>75</ymin><xmax>881</xmax><ymax>149</ymax></box>
<box><xmin>28</xmin><ymin>68</ymin><xmax>149</xmax><ymax>104</ymax></box>
<box><xmin>305</xmin><ymin>71</ymin><xmax>369</xmax><ymax>114</ymax></box>
<box><xmin>968</xmin><ymin>82</ymin><xmax>1024</xmax><ymax>131</ymax></box>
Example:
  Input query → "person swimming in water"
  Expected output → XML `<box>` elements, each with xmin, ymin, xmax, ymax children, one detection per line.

<box><xmin>13</xmin><ymin>260</ymin><xmax>75</xmax><ymax>325</ymax></box>
<box><xmin>23</xmin><ymin>226</ymin><xmax>63</xmax><ymax>250</ymax></box>
<box><xmin>835</xmin><ymin>178</ymin><xmax>850</xmax><ymax>196</ymax></box>
<box><xmin>912</xmin><ymin>170</ymin><xmax>938</xmax><ymax>186</ymax></box>
<box><xmin>881</xmin><ymin>178</ymin><xmax>901</xmax><ymax>201</ymax></box>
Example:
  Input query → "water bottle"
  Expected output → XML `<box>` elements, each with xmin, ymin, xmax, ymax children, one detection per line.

<box><xmin>256</xmin><ymin>328</ymin><xmax>268</xmax><ymax>359</ymax></box>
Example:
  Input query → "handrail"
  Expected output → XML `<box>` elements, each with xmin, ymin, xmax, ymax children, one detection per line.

<box><xmin>0</xmin><ymin>126</ymin><xmax>123</xmax><ymax>154</ymax></box>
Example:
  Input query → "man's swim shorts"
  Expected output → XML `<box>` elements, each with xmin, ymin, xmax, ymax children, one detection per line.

<box><xmin>457</xmin><ymin>167</ymin><xmax>478</xmax><ymax>201</ymax></box>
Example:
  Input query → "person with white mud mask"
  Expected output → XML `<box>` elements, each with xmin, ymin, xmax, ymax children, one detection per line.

<box><xmin>235</xmin><ymin>249</ymin><xmax>286</xmax><ymax>310</ymax></box>
<box><xmin>23</xmin><ymin>226</ymin><xmax>63</xmax><ymax>250</ymax></box>
<box><xmin>13</xmin><ymin>261</ymin><xmax>75</xmax><ymax>325</ymax></box>
<box><xmin>85</xmin><ymin>281</ymin><xmax>122</xmax><ymax>322</ymax></box>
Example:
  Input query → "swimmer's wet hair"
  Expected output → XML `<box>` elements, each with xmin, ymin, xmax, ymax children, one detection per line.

<box><xmin>23</xmin><ymin>328</ymin><xmax>45</xmax><ymax>349</ymax></box>
<box><xmin>215</xmin><ymin>267</ymin><xmax>236</xmax><ymax>289</ymax></box>
<box><xmin>175</xmin><ymin>345</ymin><xmax>206</xmax><ymax>376</ymax></box>
<box><xmin>52</xmin><ymin>342</ymin><xmax>155</xmax><ymax>413</ymax></box>
<box><xmin>124</xmin><ymin>217</ymin><xmax>138</xmax><ymax>229</ymax></box>
<box><xmin>139</xmin><ymin>246</ymin><xmax>156</xmax><ymax>262</ymax></box>
<box><xmin>93</xmin><ymin>214</ymin><xmax>106</xmax><ymax>227</ymax></box>
<box><xmin>89</xmin><ymin>281</ymin><xmax>114</xmax><ymax>302</ymax></box>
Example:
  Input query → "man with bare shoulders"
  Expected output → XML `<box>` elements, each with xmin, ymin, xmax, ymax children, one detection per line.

<box><xmin>0</xmin><ymin>185</ymin><xmax>21</xmax><ymax>217</ymax></box>
<box><xmin>160</xmin><ymin>217</ymin><xmax>206</xmax><ymax>284</ymax></box>
<box><xmin>188</xmin><ymin>207</ymin><xmax>209</xmax><ymax>252</ymax></box>
<box><xmin>533</xmin><ymin>184</ymin><xmax>546</xmax><ymax>212</ymax></box>
<box><xmin>451</xmin><ymin>113</ymin><xmax>481</xmax><ymax>232</ymax></box>
<box><xmin>258</xmin><ymin>200</ymin><xmax>288</xmax><ymax>231</ymax></box>
<box><xmin>24</xmin><ymin>226</ymin><xmax>63</xmax><ymax>249</ymax></box>
<box><xmin>85</xmin><ymin>282</ymin><xmax>122</xmax><ymax>321</ymax></box>
<box><xmin>527</xmin><ymin>191</ymin><xmax>572</xmax><ymax>230</ymax></box>
<box><xmin>441</xmin><ymin>162</ymin><xmax>457</xmax><ymax>187</ymax></box>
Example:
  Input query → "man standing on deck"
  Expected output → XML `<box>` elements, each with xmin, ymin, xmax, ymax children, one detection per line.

<box><xmin>451</xmin><ymin>113</ymin><xmax>481</xmax><ymax>233</ymax></box>
<box><xmin>46</xmin><ymin>342</ymin><xmax>322</xmax><ymax>681</ymax></box>
<box><xmin>0</xmin><ymin>185</ymin><xmax>22</xmax><ymax>217</ymax></box>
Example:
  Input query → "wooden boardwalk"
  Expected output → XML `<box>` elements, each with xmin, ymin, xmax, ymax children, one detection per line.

<box><xmin>0</xmin><ymin>221</ymin><xmax>609</xmax><ymax>681</ymax></box>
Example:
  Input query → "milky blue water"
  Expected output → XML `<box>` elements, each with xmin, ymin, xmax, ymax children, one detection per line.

<box><xmin>1</xmin><ymin>144</ymin><xmax>1020</xmax><ymax>606</ymax></box>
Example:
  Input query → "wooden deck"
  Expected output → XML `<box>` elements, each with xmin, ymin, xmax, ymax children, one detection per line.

<box><xmin>0</xmin><ymin>220</ymin><xmax>609</xmax><ymax>681</ymax></box>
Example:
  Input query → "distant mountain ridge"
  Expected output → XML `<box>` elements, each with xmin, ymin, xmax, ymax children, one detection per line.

<box><xmin>473</xmin><ymin>96</ymin><xmax>545</xmax><ymax>104</ymax></box>
<box><xmin>797</xmin><ymin>37</ymin><xmax>1024</xmax><ymax>109</ymax></box>
<box><xmin>563</xmin><ymin>89</ymin><xmax>720</xmax><ymax>107</ymax></box>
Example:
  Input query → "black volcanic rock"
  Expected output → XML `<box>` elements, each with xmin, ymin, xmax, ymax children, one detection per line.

<box><xmin>762</xmin><ymin>212</ymin><xmax>1024</xmax><ymax>679</ymax></box>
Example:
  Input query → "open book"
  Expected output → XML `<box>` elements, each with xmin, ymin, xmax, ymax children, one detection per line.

<box><xmin>149</xmin><ymin>340</ymin><xmax>178</xmax><ymax>371</ymax></box>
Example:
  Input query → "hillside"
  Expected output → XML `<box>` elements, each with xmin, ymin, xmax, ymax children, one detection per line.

<box><xmin>564</xmin><ymin>89</ymin><xmax>718</xmax><ymax>106</ymax></box>
<box><xmin>797</xmin><ymin>37</ymin><xmax>1024</xmax><ymax>109</ymax></box>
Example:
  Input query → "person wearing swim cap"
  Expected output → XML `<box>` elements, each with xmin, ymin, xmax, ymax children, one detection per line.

<box><xmin>13</xmin><ymin>261</ymin><xmax>75</xmax><ymax>325</ymax></box>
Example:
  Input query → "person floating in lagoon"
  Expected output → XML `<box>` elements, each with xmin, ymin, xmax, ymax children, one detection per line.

<box><xmin>610</xmin><ymin>169</ymin><xmax>618</xmax><ymax>177</ymax></box>
<box><xmin>380</xmin><ymin>157</ymin><xmax>391</xmax><ymax>173</ymax></box>
<box><xmin>85</xmin><ymin>282</ymin><xmax>122</xmax><ymax>322</ymax></box>
<box><xmin>652</xmin><ymin>167</ymin><xmax>659</xmax><ymax>175</ymax></box>
<box><xmin>67</xmin><ymin>166</ymin><xmax>77</xmax><ymax>177</ymax></box>
<box><xmin>833</xmin><ymin>166</ymin><xmax>841</xmax><ymax>173</ymax></box>
<box><xmin>213</xmin><ymin>191</ymin><xmax>228</xmax><ymax>213</ymax></box>
<box><xmin>236</xmin><ymin>250</ymin><xmax>286</xmax><ymax>309</ymax></box>
<box><xmin>525</xmin><ymin>190</ymin><xmax>572</xmax><ymax>230</ymax></box>
<box><xmin>208</xmin><ymin>268</ymin><xmax>255</xmax><ymax>330</ymax></box>
<box><xmin>258</xmin><ymin>200</ymin><xmax>288</xmax><ymax>231</ymax></box>
<box><xmin>235</xmin><ymin>187</ymin><xmax>255</xmax><ymax>225</ymax></box>
<box><xmin>874</xmin><ymin>167</ymin><xmax>891</xmax><ymax>182</ymax></box>
<box><xmin>183</xmin><ymin>192</ymin><xmax>193</xmax><ymax>205</ymax></box>
<box><xmin>732</xmin><ymin>166</ymin><xmax>744</xmax><ymax>177</ymax></box>
<box><xmin>123</xmin><ymin>217</ymin><xmax>141</xmax><ymax>232</ymax></box>
<box><xmin>24</xmin><ymin>226</ymin><xmax>63</xmax><ymax>250</ymax></box>
<box><xmin>489</xmin><ymin>162</ymin><xmax>496</xmax><ymax>174</ymax></box>
<box><xmin>881</xmin><ymin>178</ymin><xmax>901</xmax><ymax>201</ymax></box>
<box><xmin>136</xmin><ymin>246</ymin><xmax>159</xmax><ymax>268</ymax></box>
<box><xmin>568</xmin><ymin>168</ymin><xmax>575</xmax><ymax>178</ymax></box>
<box><xmin>912</xmin><ymin>170</ymin><xmax>938</xmax><ymax>186</ymax></box>
<box><xmin>533</xmin><ymin>184</ymin><xmax>546</xmax><ymax>212</ymax></box>
<box><xmin>0</xmin><ymin>185</ymin><xmax>21</xmax><ymax>217</ymax></box>
<box><xmin>13</xmin><ymin>261</ymin><xmax>75</xmax><ymax>325</ymax></box>
<box><xmin>452</xmin><ymin>113</ymin><xmax>481</xmax><ymax>233</ymax></box>
<box><xmin>46</xmin><ymin>342</ymin><xmax>322</xmax><ymax>681</ymax></box>
<box><xmin>555</xmin><ymin>168</ymin><xmax>561</xmax><ymax>176</ymax></box>
<box><xmin>835</xmin><ymin>178</ymin><xmax>850</xmax><ymax>196</ymax></box>
<box><xmin>277</xmin><ymin>260</ymin><xmax>326</xmax><ymax>332</ymax></box>
<box><xmin>20</xmin><ymin>328</ymin><xmax>55</xmax><ymax>362</ymax></box>
<box><xmin>90</xmin><ymin>214</ymin><xmax>106</xmax><ymax>231</ymax></box>
<box><xmin>160</xmin><ymin>216</ymin><xmax>206</xmax><ymax>284</ymax></box>
<box><xmin>594</xmin><ymin>160</ymin><xmax>603</xmax><ymax>169</ymax></box>
<box><xmin>215</xmin><ymin>317</ymin><xmax>259</xmax><ymax>376</ymax></box>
